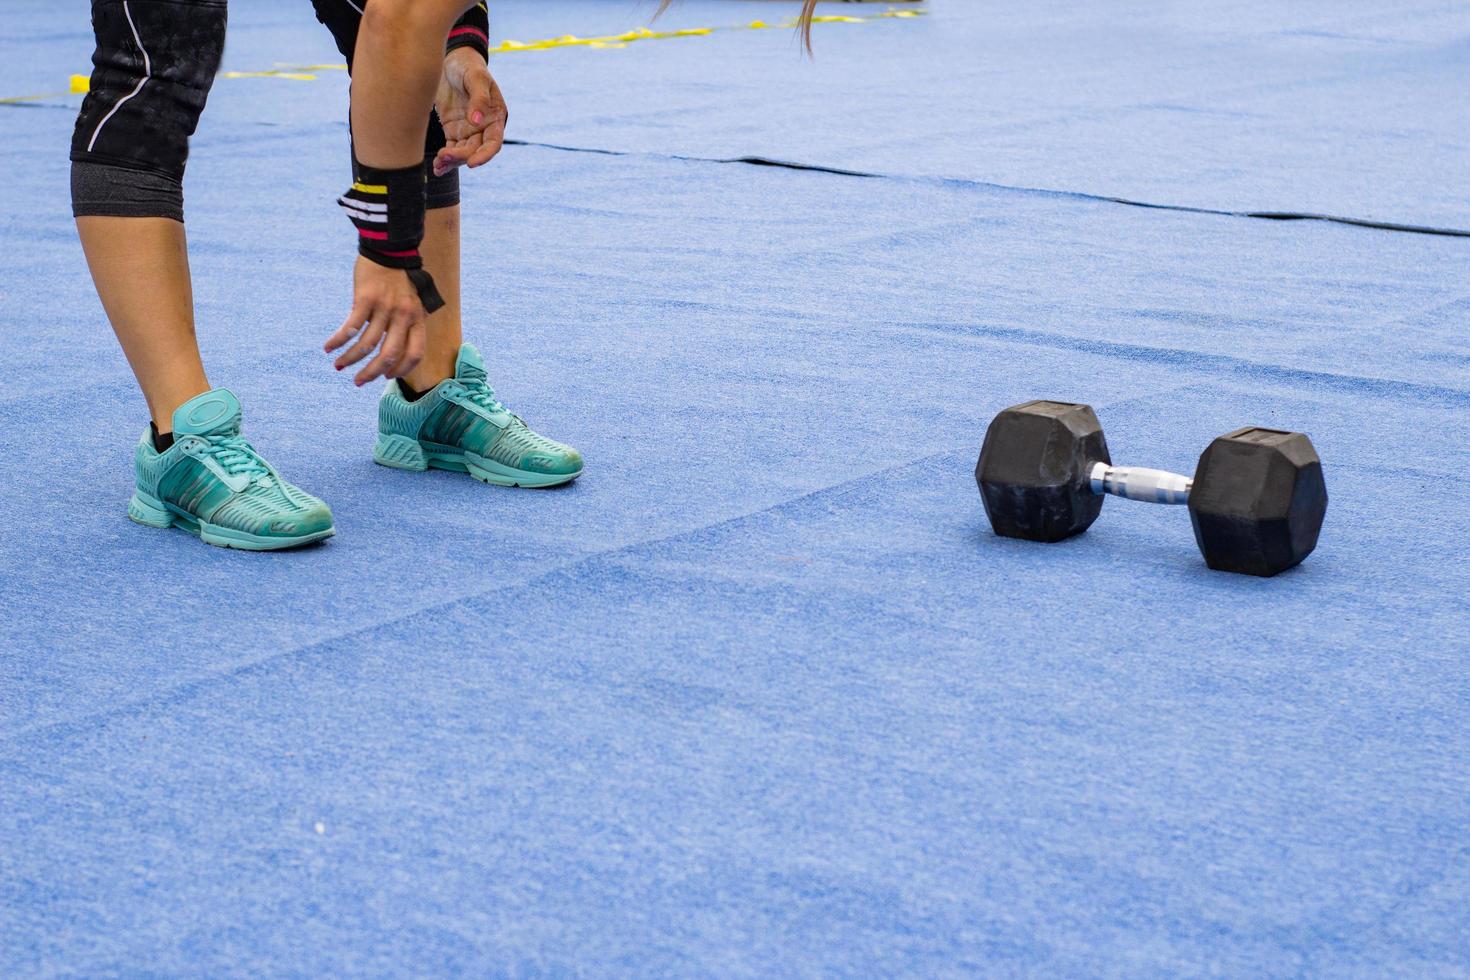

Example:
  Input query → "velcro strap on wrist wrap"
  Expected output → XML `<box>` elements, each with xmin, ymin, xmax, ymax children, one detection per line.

<box><xmin>338</xmin><ymin>161</ymin><xmax>445</xmax><ymax>314</ymax></box>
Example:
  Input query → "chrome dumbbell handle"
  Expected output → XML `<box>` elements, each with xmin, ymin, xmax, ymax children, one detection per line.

<box><xmin>1088</xmin><ymin>463</ymin><xmax>1192</xmax><ymax>505</ymax></box>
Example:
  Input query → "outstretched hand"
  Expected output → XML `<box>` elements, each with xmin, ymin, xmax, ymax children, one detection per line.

<box><xmin>432</xmin><ymin>49</ymin><xmax>507</xmax><ymax>177</ymax></box>
<box><xmin>325</xmin><ymin>256</ymin><xmax>428</xmax><ymax>386</ymax></box>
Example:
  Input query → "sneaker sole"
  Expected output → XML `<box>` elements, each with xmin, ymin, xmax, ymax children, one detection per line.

<box><xmin>373</xmin><ymin>433</ymin><xmax>581</xmax><ymax>489</ymax></box>
<box><xmin>128</xmin><ymin>491</ymin><xmax>335</xmax><ymax>551</ymax></box>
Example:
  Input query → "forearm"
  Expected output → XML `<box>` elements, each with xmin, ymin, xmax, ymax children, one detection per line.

<box><xmin>350</xmin><ymin>0</ymin><xmax>472</xmax><ymax>169</ymax></box>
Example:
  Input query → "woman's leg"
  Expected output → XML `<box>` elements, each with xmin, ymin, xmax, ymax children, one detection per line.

<box><xmin>76</xmin><ymin>215</ymin><xmax>209</xmax><ymax>432</ymax></box>
<box><xmin>71</xmin><ymin>0</ymin><xmax>226</xmax><ymax>433</ymax></box>
<box><xmin>314</xmin><ymin>0</ymin><xmax>581</xmax><ymax>485</ymax></box>
<box><xmin>74</xmin><ymin>0</ymin><xmax>336</xmax><ymax>549</ymax></box>
<box><xmin>315</xmin><ymin>0</ymin><xmax>465</xmax><ymax>392</ymax></box>
<box><xmin>404</xmin><ymin>203</ymin><xmax>464</xmax><ymax>393</ymax></box>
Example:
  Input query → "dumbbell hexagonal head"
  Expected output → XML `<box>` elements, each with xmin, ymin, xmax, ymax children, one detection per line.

<box><xmin>1188</xmin><ymin>427</ymin><xmax>1327</xmax><ymax>577</ymax></box>
<box><xmin>976</xmin><ymin>400</ymin><xmax>1110</xmax><ymax>542</ymax></box>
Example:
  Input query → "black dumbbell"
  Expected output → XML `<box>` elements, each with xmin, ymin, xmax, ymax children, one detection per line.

<box><xmin>975</xmin><ymin>400</ymin><xmax>1328</xmax><ymax>576</ymax></box>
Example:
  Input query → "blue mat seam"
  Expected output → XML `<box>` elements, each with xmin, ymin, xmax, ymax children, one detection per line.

<box><xmin>504</xmin><ymin>139</ymin><xmax>1470</xmax><ymax>239</ymax></box>
<box><xmin>0</xmin><ymin>446</ymin><xmax>972</xmax><ymax>747</ymax></box>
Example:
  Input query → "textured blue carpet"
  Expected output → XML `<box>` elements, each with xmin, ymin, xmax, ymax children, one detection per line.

<box><xmin>2</xmin><ymin>1</ymin><xmax>1469</xmax><ymax>974</ymax></box>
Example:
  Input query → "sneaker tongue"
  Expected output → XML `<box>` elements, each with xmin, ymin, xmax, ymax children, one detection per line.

<box><xmin>171</xmin><ymin>389</ymin><xmax>243</xmax><ymax>438</ymax></box>
<box><xmin>454</xmin><ymin>344</ymin><xmax>487</xmax><ymax>384</ymax></box>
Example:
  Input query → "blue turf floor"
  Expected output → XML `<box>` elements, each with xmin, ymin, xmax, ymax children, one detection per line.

<box><xmin>2</xmin><ymin>1</ymin><xmax>1469</xmax><ymax>974</ymax></box>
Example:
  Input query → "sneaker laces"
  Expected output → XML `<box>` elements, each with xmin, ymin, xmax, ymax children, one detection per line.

<box><xmin>461</xmin><ymin>378</ymin><xmax>508</xmax><ymax>416</ymax></box>
<box><xmin>201</xmin><ymin>434</ymin><xmax>271</xmax><ymax>480</ymax></box>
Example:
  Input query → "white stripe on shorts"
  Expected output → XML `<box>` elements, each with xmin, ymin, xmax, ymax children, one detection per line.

<box><xmin>87</xmin><ymin>1</ymin><xmax>152</xmax><ymax>154</ymax></box>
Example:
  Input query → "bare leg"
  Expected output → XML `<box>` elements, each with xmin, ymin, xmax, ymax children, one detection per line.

<box><xmin>402</xmin><ymin>203</ymin><xmax>463</xmax><ymax>392</ymax></box>
<box><xmin>77</xmin><ymin>216</ymin><xmax>209</xmax><ymax>433</ymax></box>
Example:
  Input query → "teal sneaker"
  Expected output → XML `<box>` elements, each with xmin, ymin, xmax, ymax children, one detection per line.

<box><xmin>373</xmin><ymin>344</ymin><xmax>583</xmax><ymax>488</ymax></box>
<box><xmin>127</xmin><ymin>389</ymin><xmax>335</xmax><ymax>550</ymax></box>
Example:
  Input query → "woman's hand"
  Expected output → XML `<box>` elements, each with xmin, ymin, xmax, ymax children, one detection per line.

<box><xmin>432</xmin><ymin>49</ymin><xmax>507</xmax><ymax>177</ymax></box>
<box><xmin>324</xmin><ymin>256</ymin><xmax>428</xmax><ymax>386</ymax></box>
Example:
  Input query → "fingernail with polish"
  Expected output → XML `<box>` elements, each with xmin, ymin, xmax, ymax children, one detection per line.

<box><xmin>471</xmin><ymin>111</ymin><xmax>483</xmax><ymax>124</ymax></box>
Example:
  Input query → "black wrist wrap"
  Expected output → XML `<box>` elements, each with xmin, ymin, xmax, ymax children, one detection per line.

<box><xmin>447</xmin><ymin>3</ymin><xmax>490</xmax><ymax>60</ymax></box>
<box><xmin>338</xmin><ymin>161</ymin><xmax>445</xmax><ymax>314</ymax></box>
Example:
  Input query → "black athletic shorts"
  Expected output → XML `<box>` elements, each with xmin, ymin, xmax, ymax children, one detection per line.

<box><xmin>72</xmin><ymin>0</ymin><xmax>469</xmax><ymax>214</ymax></box>
<box><xmin>70</xmin><ymin>0</ymin><xmax>228</xmax><ymax>183</ymax></box>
